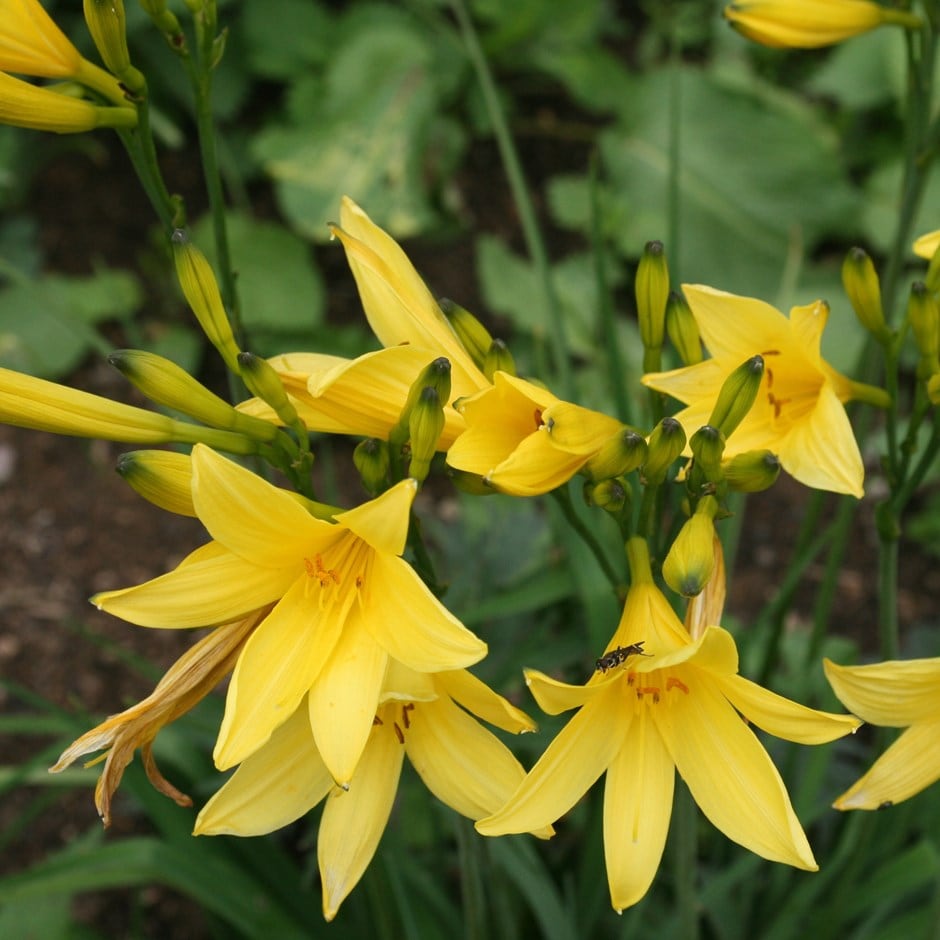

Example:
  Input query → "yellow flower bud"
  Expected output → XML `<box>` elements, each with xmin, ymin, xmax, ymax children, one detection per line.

<box><xmin>662</xmin><ymin>496</ymin><xmax>720</xmax><ymax>597</ymax></box>
<box><xmin>914</xmin><ymin>230</ymin><xmax>940</xmax><ymax>294</ymax></box>
<box><xmin>116</xmin><ymin>449</ymin><xmax>196</xmax><ymax>516</ymax></box>
<box><xmin>723</xmin><ymin>0</ymin><xmax>922</xmax><ymax>49</ymax></box>
<box><xmin>408</xmin><ymin>386</ymin><xmax>445</xmax><ymax>482</ymax></box>
<box><xmin>665</xmin><ymin>291</ymin><xmax>702</xmax><ymax>366</ymax></box>
<box><xmin>708</xmin><ymin>355</ymin><xmax>764</xmax><ymax>439</ymax></box>
<box><xmin>927</xmin><ymin>372</ymin><xmax>940</xmax><ymax>406</ymax></box>
<box><xmin>0</xmin><ymin>72</ymin><xmax>135</xmax><ymax>133</ymax></box>
<box><xmin>108</xmin><ymin>349</ymin><xmax>279</xmax><ymax>443</ymax></box>
<box><xmin>842</xmin><ymin>247</ymin><xmax>890</xmax><ymax>344</ymax></box>
<box><xmin>172</xmin><ymin>232</ymin><xmax>242</xmax><ymax>372</ymax></box>
<box><xmin>906</xmin><ymin>282</ymin><xmax>940</xmax><ymax>379</ymax></box>
<box><xmin>688</xmin><ymin>424</ymin><xmax>726</xmax><ymax>491</ymax></box>
<box><xmin>439</xmin><ymin>298</ymin><xmax>493</xmax><ymax>370</ymax></box>
<box><xmin>636</xmin><ymin>240</ymin><xmax>670</xmax><ymax>372</ymax></box>
<box><xmin>83</xmin><ymin>0</ymin><xmax>144</xmax><ymax>92</ymax></box>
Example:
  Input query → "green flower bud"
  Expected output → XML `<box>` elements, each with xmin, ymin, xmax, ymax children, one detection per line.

<box><xmin>583</xmin><ymin>477</ymin><xmax>630</xmax><ymax>515</ymax></box>
<box><xmin>108</xmin><ymin>349</ymin><xmax>278</xmax><ymax>443</ymax></box>
<box><xmin>483</xmin><ymin>339</ymin><xmax>516</xmax><ymax>381</ymax></box>
<box><xmin>408</xmin><ymin>386</ymin><xmax>445</xmax><ymax>482</ymax></box>
<box><xmin>391</xmin><ymin>357</ymin><xmax>452</xmax><ymax>446</ymax></box>
<box><xmin>440</xmin><ymin>298</ymin><xmax>492</xmax><ymax>370</ymax></box>
<box><xmin>708</xmin><ymin>355</ymin><xmax>764</xmax><ymax>439</ymax></box>
<box><xmin>722</xmin><ymin>450</ymin><xmax>781</xmax><ymax>493</ymax></box>
<box><xmin>583</xmin><ymin>427</ymin><xmax>648</xmax><ymax>482</ymax></box>
<box><xmin>665</xmin><ymin>291</ymin><xmax>702</xmax><ymax>365</ymax></box>
<box><xmin>139</xmin><ymin>0</ymin><xmax>185</xmax><ymax>49</ymax></box>
<box><xmin>906</xmin><ymin>281</ymin><xmax>940</xmax><ymax>379</ymax></box>
<box><xmin>842</xmin><ymin>247</ymin><xmax>890</xmax><ymax>344</ymax></box>
<box><xmin>641</xmin><ymin>416</ymin><xmax>686</xmax><ymax>485</ymax></box>
<box><xmin>172</xmin><ymin>232</ymin><xmax>241</xmax><ymax>373</ymax></box>
<box><xmin>116</xmin><ymin>449</ymin><xmax>196</xmax><ymax>516</ymax></box>
<box><xmin>353</xmin><ymin>438</ymin><xmax>390</xmax><ymax>495</ymax></box>
<box><xmin>237</xmin><ymin>352</ymin><xmax>299</xmax><ymax>430</ymax></box>
<box><xmin>927</xmin><ymin>372</ymin><xmax>940</xmax><ymax>405</ymax></box>
<box><xmin>662</xmin><ymin>496</ymin><xmax>719</xmax><ymax>597</ymax></box>
<box><xmin>636</xmin><ymin>240</ymin><xmax>670</xmax><ymax>372</ymax></box>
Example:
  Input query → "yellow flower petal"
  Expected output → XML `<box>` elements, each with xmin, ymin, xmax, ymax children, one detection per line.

<box><xmin>214</xmin><ymin>576</ymin><xmax>345</xmax><ymax>768</ymax></box>
<box><xmin>542</xmin><ymin>401</ymin><xmax>629</xmax><ymax>453</ymax></box>
<box><xmin>484</xmin><ymin>428</ymin><xmax>591</xmax><ymax>496</ymax></box>
<box><xmin>914</xmin><ymin>229</ymin><xmax>940</xmax><ymax>260</ymax></box>
<box><xmin>364</xmin><ymin>551</ymin><xmax>486</xmax><ymax>672</ymax></box>
<box><xmin>93</xmin><ymin>543</ymin><xmax>291</xmax><ymax>628</ymax></box>
<box><xmin>1</xmin><ymin>0</ymin><xmax>82</xmax><ymax>77</ymax></box>
<box><xmin>195</xmin><ymin>702</ymin><xmax>332</xmax><ymax>836</ymax></box>
<box><xmin>603</xmin><ymin>714</ymin><xmax>674</xmax><ymax>913</ymax></box>
<box><xmin>656</xmin><ymin>678</ymin><xmax>816</xmax><ymax>869</ymax></box>
<box><xmin>333</xmin><ymin>478</ymin><xmax>416</xmax><ymax>557</ymax></box>
<box><xmin>319</xmin><ymin>715</ymin><xmax>405</xmax><ymax>921</ymax></box>
<box><xmin>191</xmin><ymin>444</ymin><xmax>330</xmax><ymax>567</ymax></box>
<box><xmin>718</xmin><ymin>673</ymin><xmax>861</xmax><ymax>743</ymax></box>
<box><xmin>406</xmin><ymin>693</ymin><xmax>534</xmax><ymax>822</ymax></box>
<box><xmin>476</xmin><ymin>684</ymin><xmax>628</xmax><ymax>836</ymax></box>
<box><xmin>524</xmin><ymin>668</ymin><xmax>605</xmax><ymax>715</ymax></box>
<box><xmin>309</xmin><ymin>611</ymin><xmax>388</xmax><ymax>785</ymax></box>
<box><xmin>824</xmin><ymin>657</ymin><xmax>940</xmax><ymax>726</ymax></box>
<box><xmin>436</xmin><ymin>669</ymin><xmax>536</xmax><ymax>733</ymax></box>
<box><xmin>780</xmin><ymin>383</ymin><xmax>864</xmax><ymax>497</ymax></box>
<box><xmin>833</xmin><ymin>721</ymin><xmax>940</xmax><ymax>810</ymax></box>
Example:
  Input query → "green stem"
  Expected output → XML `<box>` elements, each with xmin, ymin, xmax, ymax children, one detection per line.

<box><xmin>450</xmin><ymin>0</ymin><xmax>572</xmax><ymax>398</ymax></box>
<box><xmin>878</xmin><ymin>536</ymin><xmax>900</xmax><ymax>660</ymax></box>
<box><xmin>672</xmin><ymin>782</ymin><xmax>699</xmax><ymax>940</ymax></box>
<box><xmin>551</xmin><ymin>486</ymin><xmax>623</xmax><ymax>595</ymax></box>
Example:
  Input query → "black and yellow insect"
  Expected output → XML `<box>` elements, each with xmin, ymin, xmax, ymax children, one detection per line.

<box><xmin>595</xmin><ymin>642</ymin><xmax>650</xmax><ymax>673</ymax></box>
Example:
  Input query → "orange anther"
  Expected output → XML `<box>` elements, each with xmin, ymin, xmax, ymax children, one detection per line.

<box><xmin>766</xmin><ymin>367</ymin><xmax>774</xmax><ymax>390</ymax></box>
<box><xmin>402</xmin><ymin>703</ymin><xmax>415</xmax><ymax>729</ymax></box>
<box><xmin>666</xmin><ymin>677</ymin><xmax>689</xmax><ymax>695</ymax></box>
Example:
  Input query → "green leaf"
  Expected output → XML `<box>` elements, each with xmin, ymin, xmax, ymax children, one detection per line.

<box><xmin>598</xmin><ymin>66</ymin><xmax>860</xmax><ymax>299</ymax></box>
<box><xmin>238</xmin><ymin>0</ymin><xmax>334</xmax><ymax>79</ymax></box>
<box><xmin>254</xmin><ymin>7</ymin><xmax>464</xmax><ymax>241</ymax></box>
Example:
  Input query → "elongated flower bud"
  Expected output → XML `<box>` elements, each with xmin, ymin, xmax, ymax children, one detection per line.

<box><xmin>722</xmin><ymin>450</ymin><xmax>781</xmax><ymax>492</ymax></box>
<box><xmin>440</xmin><ymin>298</ymin><xmax>492</xmax><ymax>370</ymax></box>
<box><xmin>353</xmin><ymin>438</ymin><xmax>390</xmax><ymax>495</ymax></box>
<box><xmin>583</xmin><ymin>427</ymin><xmax>648</xmax><ymax>482</ymax></box>
<box><xmin>109</xmin><ymin>349</ymin><xmax>278</xmax><ymax>442</ymax></box>
<box><xmin>408</xmin><ymin>386</ymin><xmax>445</xmax><ymax>482</ymax></box>
<box><xmin>237</xmin><ymin>352</ymin><xmax>300</xmax><ymax>430</ymax></box>
<box><xmin>688</xmin><ymin>424</ymin><xmax>726</xmax><ymax>490</ymax></box>
<box><xmin>642</xmin><ymin>416</ymin><xmax>686</xmax><ymax>484</ymax></box>
<box><xmin>0</xmin><ymin>72</ymin><xmax>136</xmax><ymax>133</ymax></box>
<box><xmin>116</xmin><ymin>449</ymin><xmax>196</xmax><ymax>516</ymax></box>
<box><xmin>723</xmin><ymin>0</ymin><xmax>921</xmax><ymax>49</ymax></box>
<box><xmin>391</xmin><ymin>357</ymin><xmax>452</xmax><ymax>446</ymax></box>
<box><xmin>708</xmin><ymin>355</ymin><xmax>764</xmax><ymax>439</ymax></box>
<box><xmin>483</xmin><ymin>339</ymin><xmax>516</xmax><ymax>381</ymax></box>
<box><xmin>665</xmin><ymin>291</ymin><xmax>702</xmax><ymax>365</ymax></box>
<box><xmin>83</xmin><ymin>0</ymin><xmax>144</xmax><ymax>91</ymax></box>
<box><xmin>172</xmin><ymin>232</ymin><xmax>241</xmax><ymax>373</ymax></box>
<box><xmin>906</xmin><ymin>282</ymin><xmax>940</xmax><ymax>379</ymax></box>
<box><xmin>842</xmin><ymin>247</ymin><xmax>890</xmax><ymax>344</ymax></box>
<box><xmin>636</xmin><ymin>240</ymin><xmax>669</xmax><ymax>372</ymax></box>
<box><xmin>663</xmin><ymin>496</ymin><xmax>719</xmax><ymax>597</ymax></box>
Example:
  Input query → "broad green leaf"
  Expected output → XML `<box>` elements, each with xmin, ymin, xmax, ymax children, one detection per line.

<box><xmin>254</xmin><ymin>8</ymin><xmax>464</xmax><ymax>241</ymax></box>
<box><xmin>239</xmin><ymin>0</ymin><xmax>334</xmax><ymax>79</ymax></box>
<box><xmin>598</xmin><ymin>66</ymin><xmax>860</xmax><ymax>298</ymax></box>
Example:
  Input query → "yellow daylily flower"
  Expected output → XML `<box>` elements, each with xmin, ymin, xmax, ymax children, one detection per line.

<box><xmin>477</xmin><ymin>538</ymin><xmax>860</xmax><ymax>913</ymax></box>
<box><xmin>642</xmin><ymin>284</ymin><xmax>880</xmax><ymax>498</ymax></box>
<box><xmin>194</xmin><ymin>662</ymin><xmax>545</xmax><ymax>922</ymax></box>
<box><xmin>0</xmin><ymin>0</ymin><xmax>128</xmax><ymax>103</ymax></box>
<box><xmin>0</xmin><ymin>70</ymin><xmax>135</xmax><ymax>133</ymax></box>
<box><xmin>723</xmin><ymin>0</ymin><xmax>921</xmax><ymax>49</ymax></box>
<box><xmin>237</xmin><ymin>348</ymin><xmax>467</xmax><ymax>448</ymax></box>
<box><xmin>49</xmin><ymin>611</ymin><xmax>263</xmax><ymax>827</ymax></box>
<box><xmin>93</xmin><ymin>444</ymin><xmax>487</xmax><ymax>781</ymax></box>
<box><xmin>913</xmin><ymin>229</ymin><xmax>940</xmax><ymax>260</ymax></box>
<box><xmin>446</xmin><ymin>371</ymin><xmax>626</xmax><ymax>496</ymax></box>
<box><xmin>825</xmin><ymin>657</ymin><xmax>940</xmax><ymax>810</ymax></box>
